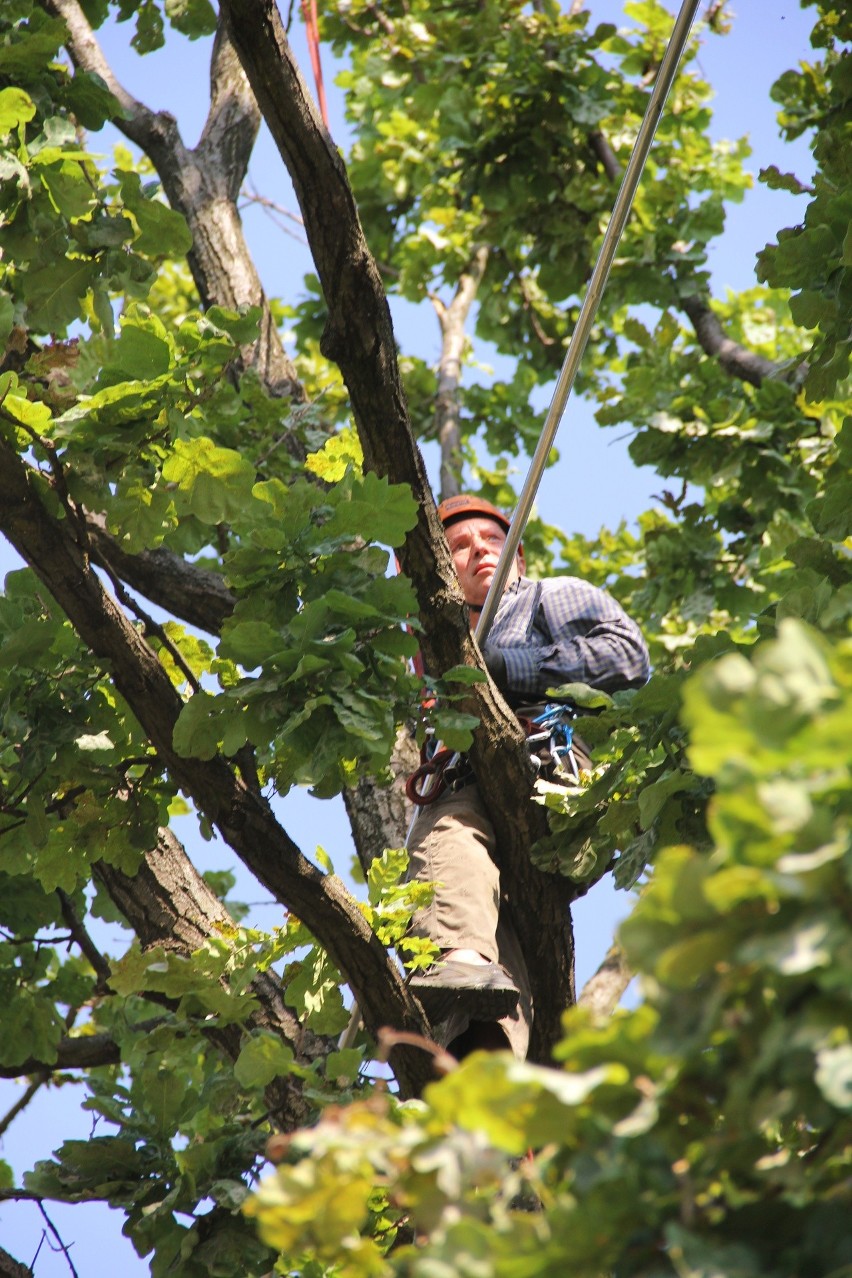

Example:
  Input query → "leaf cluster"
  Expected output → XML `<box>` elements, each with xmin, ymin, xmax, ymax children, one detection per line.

<box><xmin>171</xmin><ymin>466</ymin><xmax>420</xmax><ymax>797</ymax></box>
<box><xmin>1</xmin><ymin>3</ymin><xmax>851</xmax><ymax>1276</ymax></box>
<box><xmin>0</xmin><ymin>10</ymin><xmax>188</xmax><ymax>338</ymax></box>
<box><xmin>328</xmin><ymin>0</ymin><xmax>750</xmax><ymax>460</ymax></box>
<box><xmin>245</xmin><ymin>620</ymin><xmax>852</xmax><ymax>1277</ymax></box>
<box><xmin>0</xmin><ymin>566</ymin><xmax>169</xmax><ymax>893</ymax></box>
<box><xmin>758</xmin><ymin>0</ymin><xmax>852</xmax><ymax>400</ymax></box>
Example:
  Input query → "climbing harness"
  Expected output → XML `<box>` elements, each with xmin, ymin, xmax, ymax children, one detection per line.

<box><xmin>521</xmin><ymin>704</ymin><xmax>585</xmax><ymax>785</ymax></box>
<box><xmin>406</xmin><ymin>742</ymin><xmax>472</xmax><ymax>806</ymax></box>
<box><xmin>405</xmin><ymin>703</ymin><xmax>587</xmax><ymax>811</ymax></box>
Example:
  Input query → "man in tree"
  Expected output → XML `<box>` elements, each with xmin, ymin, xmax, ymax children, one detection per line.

<box><xmin>408</xmin><ymin>494</ymin><xmax>651</xmax><ymax>1059</ymax></box>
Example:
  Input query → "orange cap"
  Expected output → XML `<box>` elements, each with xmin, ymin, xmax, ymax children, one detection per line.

<box><xmin>437</xmin><ymin>494</ymin><xmax>511</xmax><ymax>533</ymax></box>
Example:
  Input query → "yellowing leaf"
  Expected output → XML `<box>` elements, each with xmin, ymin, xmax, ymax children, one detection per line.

<box><xmin>0</xmin><ymin>87</ymin><xmax>35</xmax><ymax>135</ymax></box>
<box><xmin>162</xmin><ymin>437</ymin><xmax>256</xmax><ymax>524</ymax></box>
<box><xmin>305</xmin><ymin>424</ymin><xmax>363</xmax><ymax>481</ymax></box>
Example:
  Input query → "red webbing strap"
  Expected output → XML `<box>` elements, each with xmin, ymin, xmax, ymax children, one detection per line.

<box><xmin>405</xmin><ymin>747</ymin><xmax>456</xmax><ymax>806</ymax></box>
<box><xmin>302</xmin><ymin>0</ymin><xmax>329</xmax><ymax>128</ymax></box>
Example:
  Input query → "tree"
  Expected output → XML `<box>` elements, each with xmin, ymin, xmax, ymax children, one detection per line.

<box><xmin>0</xmin><ymin>0</ymin><xmax>849</xmax><ymax>1274</ymax></box>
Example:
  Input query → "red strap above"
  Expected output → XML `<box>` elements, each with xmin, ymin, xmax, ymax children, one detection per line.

<box><xmin>301</xmin><ymin>0</ymin><xmax>329</xmax><ymax>128</ymax></box>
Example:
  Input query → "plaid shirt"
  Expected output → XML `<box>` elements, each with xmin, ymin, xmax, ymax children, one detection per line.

<box><xmin>488</xmin><ymin>576</ymin><xmax>650</xmax><ymax>701</ymax></box>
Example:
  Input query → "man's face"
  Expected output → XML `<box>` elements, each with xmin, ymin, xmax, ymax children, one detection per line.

<box><xmin>444</xmin><ymin>515</ymin><xmax>525</xmax><ymax>608</ymax></box>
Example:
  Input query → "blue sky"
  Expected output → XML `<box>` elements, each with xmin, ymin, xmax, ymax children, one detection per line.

<box><xmin>0</xmin><ymin>2</ymin><xmax>819</xmax><ymax>1272</ymax></box>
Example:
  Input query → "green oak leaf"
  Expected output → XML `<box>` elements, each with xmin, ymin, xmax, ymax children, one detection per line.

<box><xmin>234</xmin><ymin>1033</ymin><xmax>296</xmax><ymax>1089</ymax></box>
<box><xmin>162</xmin><ymin>437</ymin><xmax>257</xmax><ymax>524</ymax></box>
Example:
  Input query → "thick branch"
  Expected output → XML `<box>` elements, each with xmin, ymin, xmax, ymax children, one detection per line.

<box><xmin>680</xmin><ymin>293</ymin><xmax>784</xmax><ymax>387</ymax></box>
<box><xmin>221</xmin><ymin>0</ymin><xmax>576</xmax><ymax>1061</ymax></box>
<box><xmin>0</xmin><ymin>1245</ymin><xmax>32</xmax><ymax>1278</ymax></box>
<box><xmin>0</xmin><ymin>445</ymin><xmax>434</xmax><ymax>1097</ymax></box>
<box><xmin>578</xmin><ymin>942</ymin><xmax>633</xmax><ymax>1018</ymax></box>
<box><xmin>96</xmin><ymin>825</ymin><xmax>233</xmax><ymax>954</ymax></box>
<box><xmin>42</xmin><ymin>0</ymin><xmax>302</xmax><ymax>401</ymax></box>
<box><xmin>433</xmin><ymin>245</ymin><xmax>489</xmax><ymax>501</ymax></box>
<box><xmin>84</xmin><ymin>512</ymin><xmax>236</xmax><ymax>635</ymax></box>
<box><xmin>0</xmin><ymin>1033</ymin><xmax>121</xmax><ymax>1079</ymax></box>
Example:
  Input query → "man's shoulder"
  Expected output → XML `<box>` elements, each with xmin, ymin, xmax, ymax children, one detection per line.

<box><xmin>502</xmin><ymin>575</ymin><xmax>611</xmax><ymax>616</ymax></box>
<box><xmin>537</xmin><ymin>574</ymin><xmax>589</xmax><ymax>589</ymax></box>
<box><xmin>534</xmin><ymin>574</ymin><xmax>631</xmax><ymax>620</ymax></box>
<box><xmin>534</xmin><ymin>574</ymin><xmax>601</xmax><ymax>599</ymax></box>
<box><xmin>510</xmin><ymin>574</ymin><xmax>586</xmax><ymax>592</ymax></box>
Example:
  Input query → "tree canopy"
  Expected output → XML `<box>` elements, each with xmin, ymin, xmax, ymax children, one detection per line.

<box><xmin>0</xmin><ymin>1</ymin><xmax>850</xmax><ymax>1275</ymax></box>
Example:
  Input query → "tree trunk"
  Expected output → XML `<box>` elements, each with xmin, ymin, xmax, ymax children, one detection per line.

<box><xmin>344</xmin><ymin>726</ymin><xmax>420</xmax><ymax>875</ymax></box>
<box><xmin>221</xmin><ymin>0</ymin><xmax>577</xmax><ymax>1061</ymax></box>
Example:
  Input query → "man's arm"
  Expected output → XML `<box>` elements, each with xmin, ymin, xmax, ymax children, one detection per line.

<box><xmin>489</xmin><ymin>577</ymin><xmax>650</xmax><ymax>699</ymax></box>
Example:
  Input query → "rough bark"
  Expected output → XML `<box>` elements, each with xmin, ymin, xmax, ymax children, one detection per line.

<box><xmin>0</xmin><ymin>1246</ymin><xmax>32</xmax><ymax>1278</ymax></box>
<box><xmin>343</xmin><ymin>726</ymin><xmax>420</xmax><ymax>874</ymax></box>
<box><xmin>221</xmin><ymin>0</ymin><xmax>576</xmax><ymax>1062</ymax></box>
<box><xmin>0</xmin><ymin>441</ymin><xmax>435</xmax><ymax>1098</ymax></box>
<box><xmin>96</xmin><ymin>826</ymin><xmax>236</xmax><ymax>954</ymax></box>
<box><xmin>42</xmin><ymin>0</ymin><xmax>303</xmax><ymax>404</ymax></box>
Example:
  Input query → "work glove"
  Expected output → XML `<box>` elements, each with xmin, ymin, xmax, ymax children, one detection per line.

<box><xmin>481</xmin><ymin>643</ymin><xmax>509</xmax><ymax>693</ymax></box>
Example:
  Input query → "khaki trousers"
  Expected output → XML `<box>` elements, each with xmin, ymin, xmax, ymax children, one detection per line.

<box><xmin>406</xmin><ymin>784</ymin><xmax>533</xmax><ymax>1059</ymax></box>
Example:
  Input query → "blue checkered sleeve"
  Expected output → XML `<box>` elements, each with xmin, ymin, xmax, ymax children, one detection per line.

<box><xmin>489</xmin><ymin>577</ymin><xmax>650</xmax><ymax>699</ymax></box>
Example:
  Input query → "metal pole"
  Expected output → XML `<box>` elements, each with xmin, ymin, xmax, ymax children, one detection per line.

<box><xmin>475</xmin><ymin>0</ymin><xmax>701</xmax><ymax>647</ymax></box>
